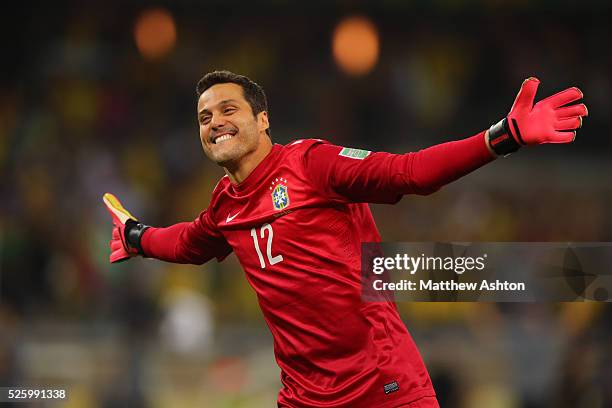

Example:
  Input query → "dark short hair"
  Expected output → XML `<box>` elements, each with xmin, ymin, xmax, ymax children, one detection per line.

<box><xmin>196</xmin><ymin>70</ymin><xmax>270</xmax><ymax>136</ymax></box>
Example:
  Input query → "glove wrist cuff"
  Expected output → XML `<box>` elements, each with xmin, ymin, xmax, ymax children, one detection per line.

<box><xmin>488</xmin><ymin>118</ymin><xmax>521</xmax><ymax>157</ymax></box>
<box><xmin>125</xmin><ymin>219</ymin><xmax>150</xmax><ymax>256</ymax></box>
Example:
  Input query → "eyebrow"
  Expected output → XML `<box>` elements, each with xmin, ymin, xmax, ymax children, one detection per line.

<box><xmin>198</xmin><ymin>99</ymin><xmax>240</xmax><ymax>115</ymax></box>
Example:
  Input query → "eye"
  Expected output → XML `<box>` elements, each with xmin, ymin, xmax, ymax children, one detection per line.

<box><xmin>223</xmin><ymin>107</ymin><xmax>237</xmax><ymax>115</ymax></box>
<box><xmin>200</xmin><ymin>115</ymin><xmax>211</xmax><ymax>125</ymax></box>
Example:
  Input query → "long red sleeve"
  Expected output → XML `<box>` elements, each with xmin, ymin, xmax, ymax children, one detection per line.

<box><xmin>141</xmin><ymin>210</ymin><xmax>232</xmax><ymax>264</ymax></box>
<box><xmin>302</xmin><ymin>131</ymin><xmax>494</xmax><ymax>203</ymax></box>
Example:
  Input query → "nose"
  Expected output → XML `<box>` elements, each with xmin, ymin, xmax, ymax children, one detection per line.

<box><xmin>210</xmin><ymin>113</ymin><xmax>226</xmax><ymax>130</ymax></box>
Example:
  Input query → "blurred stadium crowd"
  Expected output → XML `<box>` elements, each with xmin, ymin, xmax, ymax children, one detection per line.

<box><xmin>1</xmin><ymin>1</ymin><xmax>611</xmax><ymax>407</ymax></box>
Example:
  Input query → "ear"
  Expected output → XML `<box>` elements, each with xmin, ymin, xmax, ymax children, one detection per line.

<box><xmin>257</xmin><ymin>111</ymin><xmax>270</xmax><ymax>135</ymax></box>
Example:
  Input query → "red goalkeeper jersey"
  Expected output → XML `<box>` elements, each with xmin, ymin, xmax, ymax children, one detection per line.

<box><xmin>141</xmin><ymin>134</ymin><xmax>493</xmax><ymax>407</ymax></box>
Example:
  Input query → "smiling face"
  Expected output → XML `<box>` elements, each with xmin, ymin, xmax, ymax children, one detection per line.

<box><xmin>197</xmin><ymin>83</ymin><xmax>270</xmax><ymax>169</ymax></box>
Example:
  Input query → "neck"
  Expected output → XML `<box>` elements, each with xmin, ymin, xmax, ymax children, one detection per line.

<box><xmin>224</xmin><ymin>138</ymin><xmax>273</xmax><ymax>184</ymax></box>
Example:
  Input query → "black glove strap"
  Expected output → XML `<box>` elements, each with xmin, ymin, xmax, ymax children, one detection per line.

<box><xmin>487</xmin><ymin>118</ymin><xmax>521</xmax><ymax>157</ymax></box>
<box><xmin>125</xmin><ymin>219</ymin><xmax>150</xmax><ymax>256</ymax></box>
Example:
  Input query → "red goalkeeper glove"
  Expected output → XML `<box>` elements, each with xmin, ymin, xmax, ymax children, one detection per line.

<box><xmin>103</xmin><ymin>193</ymin><xmax>149</xmax><ymax>263</ymax></box>
<box><xmin>487</xmin><ymin>77</ymin><xmax>588</xmax><ymax>156</ymax></box>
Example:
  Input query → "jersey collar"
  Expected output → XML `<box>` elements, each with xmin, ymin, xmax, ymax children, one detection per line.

<box><xmin>230</xmin><ymin>144</ymin><xmax>282</xmax><ymax>195</ymax></box>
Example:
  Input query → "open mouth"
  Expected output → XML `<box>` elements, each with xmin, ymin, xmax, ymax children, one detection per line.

<box><xmin>211</xmin><ymin>131</ymin><xmax>237</xmax><ymax>144</ymax></box>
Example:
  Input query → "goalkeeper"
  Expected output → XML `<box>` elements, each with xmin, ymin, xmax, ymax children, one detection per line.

<box><xmin>104</xmin><ymin>71</ymin><xmax>586</xmax><ymax>408</ymax></box>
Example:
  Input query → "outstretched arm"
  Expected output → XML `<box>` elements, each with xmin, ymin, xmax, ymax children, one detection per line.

<box><xmin>302</xmin><ymin>77</ymin><xmax>587</xmax><ymax>204</ymax></box>
<box><xmin>103</xmin><ymin>193</ymin><xmax>232</xmax><ymax>265</ymax></box>
<box><xmin>303</xmin><ymin>130</ymin><xmax>493</xmax><ymax>203</ymax></box>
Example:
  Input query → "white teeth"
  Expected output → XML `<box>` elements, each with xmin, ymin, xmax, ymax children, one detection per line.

<box><xmin>215</xmin><ymin>134</ymin><xmax>233</xmax><ymax>144</ymax></box>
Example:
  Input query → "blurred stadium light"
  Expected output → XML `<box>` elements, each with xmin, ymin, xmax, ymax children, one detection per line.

<box><xmin>134</xmin><ymin>8</ymin><xmax>177</xmax><ymax>60</ymax></box>
<box><xmin>332</xmin><ymin>15</ymin><xmax>380</xmax><ymax>76</ymax></box>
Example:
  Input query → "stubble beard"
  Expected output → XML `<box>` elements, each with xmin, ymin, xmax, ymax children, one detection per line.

<box><xmin>203</xmin><ymin>131</ymin><xmax>258</xmax><ymax>169</ymax></box>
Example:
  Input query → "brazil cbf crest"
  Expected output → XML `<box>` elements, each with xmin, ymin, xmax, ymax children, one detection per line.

<box><xmin>270</xmin><ymin>177</ymin><xmax>290</xmax><ymax>210</ymax></box>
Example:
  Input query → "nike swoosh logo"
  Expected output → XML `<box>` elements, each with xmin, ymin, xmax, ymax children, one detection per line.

<box><xmin>226</xmin><ymin>211</ymin><xmax>240</xmax><ymax>223</ymax></box>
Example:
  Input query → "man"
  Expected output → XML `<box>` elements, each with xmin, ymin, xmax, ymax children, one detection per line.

<box><xmin>104</xmin><ymin>71</ymin><xmax>587</xmax><ymax>407</ymax></box>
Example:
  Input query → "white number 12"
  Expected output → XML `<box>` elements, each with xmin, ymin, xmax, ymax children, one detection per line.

<box><xmin>250</xmin><ymin>223</ymin><xmax>283</xmax><ymax>269</ymax></box>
